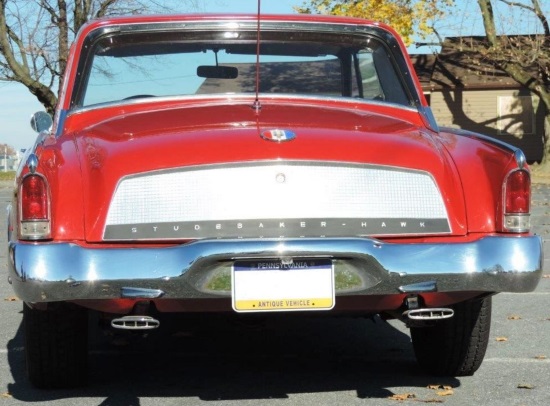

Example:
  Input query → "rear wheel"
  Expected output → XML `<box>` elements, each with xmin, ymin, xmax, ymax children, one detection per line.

<box><xmin>410</xmin><ymin>296</ymin><xmax>491</xmax><ymax>376</ymax></box>
<box><xmin>24</xmin><ymin>302</ymin><xmax>88</xmax><ymax>388</ymax></box>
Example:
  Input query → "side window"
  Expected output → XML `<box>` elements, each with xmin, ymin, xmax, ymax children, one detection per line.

<box><xmin>351</xmin><ymin>51</ymin><xmax>384</xmax><ymax>100</ymax></box>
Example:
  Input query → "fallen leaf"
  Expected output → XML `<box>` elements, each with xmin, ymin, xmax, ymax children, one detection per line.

<box><xmin>496</xmin><ymin>336</ymin><xmax>509</xmax><ymax>342</ymax></box>
<box><xmin>1</xmin><ymin>392</ymin><xmax>12</xmax><ymax>398</ymax></box>
<box><xmin>507</xmin><ymin>315</ymin><xmax>521</xmax><ymax>320</ymax></box>
<box><xmin>3</xmin><ymin>296</ymin><xmax>18</xmax><ymax>302</ymax></box>
<box><xmin>416</xmin><ymin>400</ymin><xmax>444</xmax><ymax>404</ymax></box>
<box><xmin>427</xmin><ymin>384</ymin><xmax>453</xmax><ymax>391</ymax></box>
<box><xmin>517</xmin><ymin>383</ymin><xmax>535</xmax><ymax>389</ymax></box>
<box><xmin>436</xmin><ymin>389</ymin><xmax>454</xmax><ymax>396</ymax></box>
<box><xmin>542</xmin><ymin>275</ymin><xmax>550</xmax><ymax>279</ymax></box>
<box><xmin>534</xmin><ymin>355</ymin><xmax>547</xmax><ymax>360</ymax></box>
<box><xmin>388</xmin><ymin>393</ymin><xmax>416</xmax><ymax>401</ymax></box>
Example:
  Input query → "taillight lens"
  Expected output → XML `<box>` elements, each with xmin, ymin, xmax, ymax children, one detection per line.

<box><xmin>503</xmin><ymin>169</ymin><xmax>530</xmax><ymax>232</ymax></box>
<box><xmin>21</xmin><ymin>175</ymin><xmax>49</xmax><ymax>220</ymax></box>
<box><xmin>20</xmin><ymin>174</ymin><xmax>51</xmax><ymax>239</ymax></box>
<box><xmin>505</xmin><ymin>169</ymin><xmax>530</xmax><ymax>213</ymax></box>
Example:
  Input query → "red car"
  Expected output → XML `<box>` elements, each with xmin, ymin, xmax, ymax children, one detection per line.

<box><xmin>8</xmin><ymin>13</ymin><xmax>542</xmax><ymax>388</ymax></box>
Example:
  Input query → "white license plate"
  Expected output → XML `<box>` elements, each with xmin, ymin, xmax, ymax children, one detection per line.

<box><xmin>232</xmin><ymin>259</ymin><xmax>335</xmax><ymax>313</ymax></box>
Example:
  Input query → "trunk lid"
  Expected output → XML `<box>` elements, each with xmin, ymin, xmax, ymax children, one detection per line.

<box><xmin>71</xmin><ymin>101</ymin><xmax>466</xmax><ymax>241</ymax></box>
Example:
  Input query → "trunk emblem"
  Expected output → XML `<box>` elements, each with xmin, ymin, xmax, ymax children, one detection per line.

<box><xmin>260</xmin><ymin>129</ymin><xmax>296</xmax><ymax>142</ymax></box>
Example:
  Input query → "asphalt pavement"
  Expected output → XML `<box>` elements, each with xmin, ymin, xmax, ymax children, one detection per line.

<box><xmin>0</xmin><ymin>182</ymin><xmax>548</xmax><ymax>405</ymax></box>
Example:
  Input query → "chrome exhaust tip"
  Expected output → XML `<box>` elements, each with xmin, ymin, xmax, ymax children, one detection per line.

<box><xmin>111</xmin><ymin>315</ymin><xmax>160</xmax><ymax>330</ymax></box>
<box><xmin>404</xmin><ymin>308</ymin><xmax>454</xmax><ymax>321</ymax></box>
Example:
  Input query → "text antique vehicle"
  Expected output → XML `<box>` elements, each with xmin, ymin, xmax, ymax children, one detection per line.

<box><xmin>8</xmin><ymin>13</ymin><xmax>543</xmax><ymax>388</ymax></box>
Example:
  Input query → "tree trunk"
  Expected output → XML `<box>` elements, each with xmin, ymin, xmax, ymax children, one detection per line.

<box><xmin>57</xmin><ymin>0</ymin><xmax>69</xmax><ymax>102</ymax></box>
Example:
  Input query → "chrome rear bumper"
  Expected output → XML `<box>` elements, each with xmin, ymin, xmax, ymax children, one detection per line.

<box><xmin>8</xmin><ymin>236</ymin><xmax>543</xmax><ymax>303</ymax></box>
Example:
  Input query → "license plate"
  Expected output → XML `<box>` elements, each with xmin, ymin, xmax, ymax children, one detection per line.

<box><xmin>232</xmin><ymin>259</ymin><xmax>335</xmax><ymax>312</ymax></box>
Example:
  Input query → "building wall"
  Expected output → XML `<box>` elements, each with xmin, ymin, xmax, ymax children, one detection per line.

<box><xmin>0</xmin><ymin>156</ymin><xmax>22</xmax><ymax>172</ymax></box>
<box><xmin>430</xmin><ymin>88</ymin><xmax>545</xmax><ymax>162</ymax></box>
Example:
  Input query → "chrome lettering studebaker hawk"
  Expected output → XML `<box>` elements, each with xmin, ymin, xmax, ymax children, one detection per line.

<box><xmin>7</xmin><ymin>13</ymin><xmax>542</xmax><ymax>388</ymax></box>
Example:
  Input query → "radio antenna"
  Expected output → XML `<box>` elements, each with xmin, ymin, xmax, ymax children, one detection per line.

<box><xmin>252</xmin><ymin>0</ymin><xmax>262</xmax><ymax>114</ymax></box>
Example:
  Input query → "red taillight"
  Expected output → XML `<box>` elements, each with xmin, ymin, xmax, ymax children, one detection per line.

<box><xmin>503</xmin><ymin>169</ymin><xmax>530</xmax><ymax>233</ymax></box>
<box><xmin>19</xmin><ymin>174</ymin><xmax>51</xmax><ymax>240</ymax></box>
<box><xmin>21</xmin><ymin>175</ymin><xmax>49</xmax><ymax>220</ymax></box>
<box><xmin>505</xmin><ymin>169</ymin><xmax>530</xmax><ymax>214</ymax></box>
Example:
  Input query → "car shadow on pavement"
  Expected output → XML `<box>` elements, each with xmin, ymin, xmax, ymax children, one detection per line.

<box><xmin>7</xmin><ymin>312</ymin><xmax>460</xmax><ymax>403</ymax></box>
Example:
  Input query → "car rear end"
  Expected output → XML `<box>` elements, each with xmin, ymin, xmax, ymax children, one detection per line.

<box><xmin>7</xmin><ymin>14</ymin><xmax>543</xmax><ymax>387</ymax></box>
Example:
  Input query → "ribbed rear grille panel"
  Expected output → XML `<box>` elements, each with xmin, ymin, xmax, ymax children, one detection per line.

<box><xmin>104</xmin><ymin>161</ymin><xmax>451</xmax><ymax>240</ymax></box>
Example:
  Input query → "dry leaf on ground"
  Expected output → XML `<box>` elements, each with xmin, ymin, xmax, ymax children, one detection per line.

<box><xmin>507</xmin><ymin>315</ymin><xmax>521</xmax><ymax>320</ymax></box>
<box><xmin>3</xmin><ymin>296</ymin><xmax>18</xmax><ymax>302</ymax></box>
<box><xmin>534</xmin><ymin>355</ymin><xmax>547</xmax><ymax>360</ymax></box>
<box><xmin>1</xmin><ymin>392</ymin><xmax>12</xmax><ymax>398</ymax></box>
<box><xmin>427</xmin><ymin>384</ymin><xmax>453</xmax><ymax>390</ymax></box>
<box><xmin>426</xmin><ymin>385</ymin><xmax>454</xmax><ymax>397</ymax></box>
<box><xmin>542</xmin><ymin>275</ymin><xmax>550</xmax><ymax>279</ymax></box>
<box><xmin>517</xmin><ymin>383</ymin><xmax>535</xmax><ymax>389</ymax></box>
<box><xmin>496</xmin><ymin>336</ymin><xmax>509</xmax><ymax>342</ymax></box>
<box><xmin>388</xmin><ymin>393</ymin><xmax>416</xmax><ymax>401</ymax></box>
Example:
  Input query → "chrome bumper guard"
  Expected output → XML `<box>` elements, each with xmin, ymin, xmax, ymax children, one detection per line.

<box><xmin>8</xmin><ymin>236</ymin><xmax>543</xmax><ymax>303</ymax></box>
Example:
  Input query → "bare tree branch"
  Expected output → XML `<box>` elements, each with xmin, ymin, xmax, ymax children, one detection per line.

<box><xmin>496</xmin><ymin>0</ymin><xmax>549</xmax><ymax>35</ymax></box>
<box><xmin>0</xmin><ymin>1</ymin><xmax>221</xmax><ymax>113</ymax></box>
<box><xmin>95</xmin><ymin>0</ymin><xmax>117</xmax><ymax>18</ymax></box>
<box><xmin>40</xmin><ymin>0</ymin><xmax>59</xmax><ymax>24</ymax></box>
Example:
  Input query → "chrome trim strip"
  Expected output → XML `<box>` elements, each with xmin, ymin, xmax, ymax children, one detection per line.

<box><xmin>398</xmin><ymin>281</ymin><xmax>437</xmax><ymax>293</ymax></box>
<box><xmin>8</xmin><ymin>235</ymin><xmax>543</xmax><ymax>303</ymax></box>
<box><xmin>54</xmin><ymin>109</ymin><xmax>68</xmax><ymax>138</ymax></box>
<box><xmin>514</xmin><ymin>149</ymin><xmax>527</xmax><ymax>169</ymax></box>
<box><xmin>69</xmin><ymin>93</ymin><xmax>419</xmax><ymax>116</ymax></box>
<box><xmin>121</xmin><ymin>287</ymin><xmax>165</xmax><ymax>299</ymax></box>
<box><xmin>26</xmin><ymin>154</ymin><xmax>38</xmax><ymax>174</ymax></box>
<box><xmin>419</xmin><ymin>106</ymin><xmax>439</xmax><ymax>133</ymax></box>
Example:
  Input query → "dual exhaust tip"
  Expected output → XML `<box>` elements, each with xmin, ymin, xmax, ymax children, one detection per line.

<box><xmin>403</xmin><ymin>308</ymin><xmax>454</xmax><ymax>321</ymax></box>
<box><xmin>111</xmin><ymin>315</ymin><xmax>160</xmax><ymax>330</ymax></box>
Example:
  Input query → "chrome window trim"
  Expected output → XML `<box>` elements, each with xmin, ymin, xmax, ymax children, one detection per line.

<box><xmin>69</xmin><ymin>18</ymin><xmax>422</xmax><ymax>111</ymax></box>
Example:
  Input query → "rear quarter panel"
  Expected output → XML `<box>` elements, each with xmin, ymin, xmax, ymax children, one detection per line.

<box><xmin>438</xmin><ymin>128</ymin><xmax>518</xmax><ymax>233</ymax></box>
<box><xmin>16</xmin><ymin>135</ymin><xmax>85</xmax><ymax>241</ymax></box>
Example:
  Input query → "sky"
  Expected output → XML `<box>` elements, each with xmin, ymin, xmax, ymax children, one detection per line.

<box><xmin>0</xmin><ymin>0</ymin><xmax>546</xmax><ymax>151</ymax></box>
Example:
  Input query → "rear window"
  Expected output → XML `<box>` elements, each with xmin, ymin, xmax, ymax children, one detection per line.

<box><xmin>77</xmin><ymin>29</ymin><xmax>412</xmax><ymax>108</ymax></box>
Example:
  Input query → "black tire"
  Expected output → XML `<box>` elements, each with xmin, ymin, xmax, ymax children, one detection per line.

<box><xmin>24</xmin><ymin>302</ymin><xmax>88</xmax><ymax>388</ymax></box>
<box><xmin>410</xmin><ymin>296</ymin><xmax>491</xmax><ymax>376</ymax></box>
